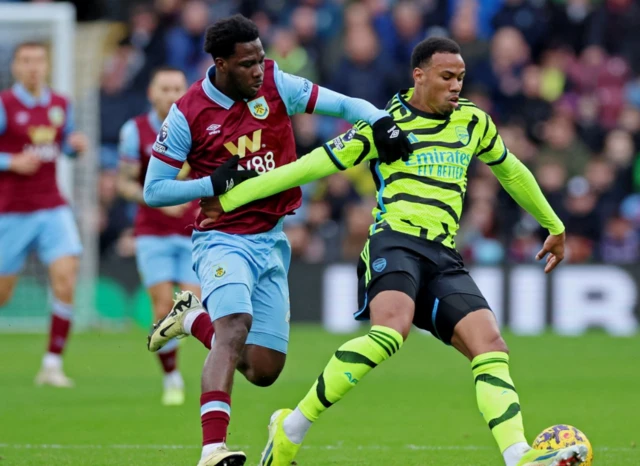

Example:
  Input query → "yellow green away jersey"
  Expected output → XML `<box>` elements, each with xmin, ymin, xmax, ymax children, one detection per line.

<box><xmin>322</xmin><ymin>88</ymin><xmax>509</xmax><ymax>249</ymax></box>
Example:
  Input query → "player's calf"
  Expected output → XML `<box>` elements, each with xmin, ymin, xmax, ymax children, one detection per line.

<box><xmin>40</xmin><ymin>256</ymin><xmax>77</xmax><ymax>388</ymax></box>
<box><xmin>259</xmin><ymin>323</ymin><xmax>405</xmax><ymax>460</ymax></box>
<box><xmin>199</xmin><ymin>312</ymin><xmax>252</xmax><ymax>464</ymax></box>
<box><xmin>453</xmin><ymin>309</ymin><xmax>529</xmax><ymax>466</ymax></box>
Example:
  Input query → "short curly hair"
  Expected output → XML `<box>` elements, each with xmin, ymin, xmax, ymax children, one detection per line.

<box><xmin>204</xmin><ymin>14</ymin><xmax>260</xmax><ymax>59</ymax></box>
<box><xmin>411</xmin><ymin>37</ymin><xmax>461</xmax><ymax>69</ymax></box>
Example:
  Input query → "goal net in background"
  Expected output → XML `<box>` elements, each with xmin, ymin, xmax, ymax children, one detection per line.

<box><xmin>0</xmin><ymin>3</ymin><xmax>100</xmax><ymax>332</ymax></box>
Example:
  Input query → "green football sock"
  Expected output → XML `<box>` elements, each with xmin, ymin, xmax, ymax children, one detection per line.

<box><xmin>472</xmin><ymin>351</ymin><xmax>527</xmax><ymax>453</ymax></box>
<box><xmin>298</xmin><ymin>325</ymin><xmax>404</xmax><ymax>422</ymax></box>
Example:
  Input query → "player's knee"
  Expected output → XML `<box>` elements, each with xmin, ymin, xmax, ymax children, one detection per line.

<box><xmin>370</xmin><ymin>291</ymin><xmax>415</xmax><ymax>341</ymax></box>
<box><xmin>52</xmin><ymin>283</ymin><xmax>73</xmax><ymax>303</ymax></box>
<box><xmin>242</xmin><ymin>366</ymin><xmax>281</xmax><ymax>387</ymax></box>
<box><xmin>237</xmin><ymin>345</ymin><xmax>286</xmax><ymax>386</ymax></box>
<box><xmin>486</xmin><ymin>331</ymin><xmax>509</xmax><ymax>354</ymax></box>
<box><xmin>50</xmin><ymin>266</ymin><xmax>77</xmax><ymax>303</ymax></box>
<box><xmin>51</xmin><ymin>278</ymin><xmax>75</xmax><ymax>303</ymax></box>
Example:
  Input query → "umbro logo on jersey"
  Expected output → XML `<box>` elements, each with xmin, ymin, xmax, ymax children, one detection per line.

<box><xmin>206</xmin><ymin>124</ymin><xmax>221</xmax><ymax>135</ymax></box>
<box><xmin>388</xmin><ymin>125</ymin><xmax>400</xmax><ymax>139</ymax></box>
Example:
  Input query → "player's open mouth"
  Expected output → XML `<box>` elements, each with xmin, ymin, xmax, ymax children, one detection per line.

<box><xmin>449</xmin><ymin>96</ymin><xmax>459</xmax><ymax>107</ymax></box>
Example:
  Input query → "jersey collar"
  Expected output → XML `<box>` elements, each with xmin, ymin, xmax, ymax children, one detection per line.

<box><xmin>12</xmin><ymin>83</ymin><xmax>52</xmax><ymax>108</ymax></box>
<box><xmin>398</xmin><ymin>89</ymin><xmax>449</xmax><ymax>120</ymax></box>
<box><xmin>148</xmin><ymin>110</ymin><xmax>162</xmax><ymax>132</ymax></box>
<box><xmin>202</xmin><ymin>65</ymin><xmax>235</xmax><ymax>110</ymax></box>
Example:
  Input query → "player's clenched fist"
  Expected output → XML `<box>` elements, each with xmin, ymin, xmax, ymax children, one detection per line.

<box><xmin>10</xmin><ymin>151</ymin><xmax>41</xmax><ymax>175</ymax></box>
<box><xmin>209</xmin><ymin>155</ymin><xmax>259</xmax><ymax>195</ymax></box>
<box><xmin>66</xmin><ymin>131</ymin><xmax>89</xmax><ymax>154</ymax></box>
<box><xmin>371</xmin><ymin>116</ymin><xmax>413</xmax><ymax>164</ymax></box>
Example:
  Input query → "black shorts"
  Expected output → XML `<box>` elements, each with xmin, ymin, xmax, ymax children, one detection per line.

<box><xmin>356</xmin><ymin>229</ymin><xmax>490</xmax><ymax>345</ymax></box>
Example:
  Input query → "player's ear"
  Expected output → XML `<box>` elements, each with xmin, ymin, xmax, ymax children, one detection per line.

<box><xmin>413</xmin><ymin>67</ymin><xmax>424</xmax><ymax>85</ymax></box>
<box><xmin>214</xmin><ymin>57</ymin><xmax>227</xmax><ymax>73</ymax></box>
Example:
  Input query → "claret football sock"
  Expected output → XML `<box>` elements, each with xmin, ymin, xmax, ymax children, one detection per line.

<box><xmin>46</xmin><ymin>298</ymin><xmax>72</xmax><ymax>358</ymax></box>
<box><xmin>157</xmin><ymin>338</ymin><xmax>178</xmax><ymax>373</ymax></box>
<box><xmin>184</xmin><ymin>309</ymin><xmax>214</xmax><ymax>350</ymax></box>
<box><xmin>200</xmin><ymin>390</ymin><xmax>231</xmax><ymax>452</ymax></box>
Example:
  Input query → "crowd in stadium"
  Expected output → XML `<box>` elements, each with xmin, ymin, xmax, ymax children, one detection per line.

<box><xmin>46</xmin><ymin>0</ymin><xmax>640</xmax><ymax>266</ymax></box>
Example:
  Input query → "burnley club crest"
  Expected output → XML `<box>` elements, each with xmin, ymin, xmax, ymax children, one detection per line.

<box><xmin>247</xmin><ymin>96</ymin><xmax>269</xmax><ymax>120</ymax></box>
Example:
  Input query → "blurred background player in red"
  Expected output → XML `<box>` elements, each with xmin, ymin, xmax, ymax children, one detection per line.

<box><xmin>117</xmin><ymin>66</ymin><xmax>200</xmax><ymax>406</ymax></box>
<box><xmin>0</xmin><ymin>42</ymin><xmax>88</xmax><ymax>387</ymax></box>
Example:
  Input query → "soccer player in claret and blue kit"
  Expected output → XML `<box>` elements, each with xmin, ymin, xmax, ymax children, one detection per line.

<box><xmin>117</xmin><ymin>67</ymin><xmax>200</xmax><ymax>406</ymax></box>
<box><xmin>142</xmin><ymin>14</ymin><xmax>412</xmax><ymax>466</ymax></box>
<box><xmin>205</xmin><ymin>37</ymin><xmax>589</xmax><ymax>466</ymax></box>
<box><xmin>0</xmin><ymin>42</ymin><xmax>88</xmax><ymax>388</ymax></box>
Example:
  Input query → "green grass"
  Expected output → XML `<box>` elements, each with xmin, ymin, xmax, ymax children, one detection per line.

<box><xmin>0</xmin><ymin>326</ymin><xmax>638</xmax><ymax>465</ymax></box>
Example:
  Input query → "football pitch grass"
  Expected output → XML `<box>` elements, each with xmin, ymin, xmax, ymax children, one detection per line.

<box><xmin>1</xmin><ymin>326</ymin><xmax>638</xmax><ymax>465</ymax></box>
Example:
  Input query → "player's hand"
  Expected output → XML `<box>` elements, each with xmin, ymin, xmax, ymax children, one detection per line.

<box><xmin>159</xmin><ymin>203</ymin><xmax>189</xmax><ymax>218</ymax></box>
<box><xmin>67</xmin><ymin>131</ymin><xmax>89</xmax><ymax>154</ymax></box>
<box><xmin>535</xmin><ymin>231</ymin><xmax>565</xmax><ymax>274</ymax></box>
<box><xmin>10</xmin><ymin>151</ymin><xmax>41</xmax><ymax>175</ymax></box>
<box><xmin>199</xmin><ymin>196</ymin><xmax>223</xmax><ymax>224</ymax></box>
<box><xmin>371</xmin><ymin>116</ymin><xmax>412</xmax><ymax>164</ymax></box>
<box><xmin>209</xmin><ymin>155</ymin><xmax>259</xmax><ymax>195</ymax></box>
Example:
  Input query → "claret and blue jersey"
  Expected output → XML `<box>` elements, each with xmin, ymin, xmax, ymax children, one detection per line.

<box><xmin>0</xmin><ymin>83</ymin><xmax>82</xmax><ymax>275</ymax></box>
<box><xmin>142</xmin><ymin>59</ymin><xmax>391</xmax><ymax>354</ymax></box>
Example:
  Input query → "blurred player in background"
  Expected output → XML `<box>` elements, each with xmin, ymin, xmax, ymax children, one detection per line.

<box><xmin>0</xmin><ymin>42</ymin><xmax>88</xmax><ymax>387</ymax></box>
<box><xmin>204</xmin><ymin>38</ymin><xmax>587</xmax><ymax>466</ymax></box>
<box><xmin>143</xmin><ymin>14</ymin><xmax>411</xmax><ymax>466</ymax></box>
<box><xmin>117</xmin><ymin>67</ymin><xmax>200</xmax><ymax>406</ymax></box>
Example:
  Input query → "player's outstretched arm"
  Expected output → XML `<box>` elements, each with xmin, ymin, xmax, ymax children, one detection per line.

<box><xmin>214</xmin><ymin>146</ymin><xmax>339</xmax><ymax>214</ymax></box>
<box><xmin>211</xmin><ymin>123</ymin><xmax>379</xmax><ymax>217</ymax></box>
<box><xmin>476</xmin><ymin>112</ymin><xmax>565</xmax><ymax>272</ymax></box>
<box><xmin>274</xmin><ymin>66</ymin><xmax>411</xmax><ymax>164</ymax></box>
<box><xmin>489</xmin><ymin>154</ymin><xmax>565</xmax><ymax>272</ymax></box>
<box><xmin>144</xmin><ymin>153</ymin><xmax>258</xmax><ymax>208</ymax></box>
<box><xmin>144</xmin><ymin>157</ymin><xmax>214</xmax><ymax>207</ymax></box>
<box><xmin>312</xmin><ymin>87</ymin><xmax>412</xmax><ymax>165</ymax></box>
<box><xmin>489</xmin><ymin>153</ymin><xmax>564</xmax><ymax>235</ymax></box>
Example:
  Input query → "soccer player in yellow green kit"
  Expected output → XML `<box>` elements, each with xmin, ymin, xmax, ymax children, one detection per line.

<box><xmin>201</xmin><ymin>37</ymin><xmax>588</xmax><ymax>466</ymax></box>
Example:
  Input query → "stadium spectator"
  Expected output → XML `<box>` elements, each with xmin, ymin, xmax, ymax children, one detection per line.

<box><xmin>164</xmin><ymin>0</ymin><xmax>211</xmax><ymax>84</ymax></box>
<box><xmin>88</xmin><ymin>0</ymin><xmax>640</xmax><ymax>268</ymax></box>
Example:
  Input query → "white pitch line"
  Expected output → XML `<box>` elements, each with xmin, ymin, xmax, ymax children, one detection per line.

<box><xmin>0</xmin><ymin>444</ymin><xmax>636</xmax><ymax>453</ymax></box>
